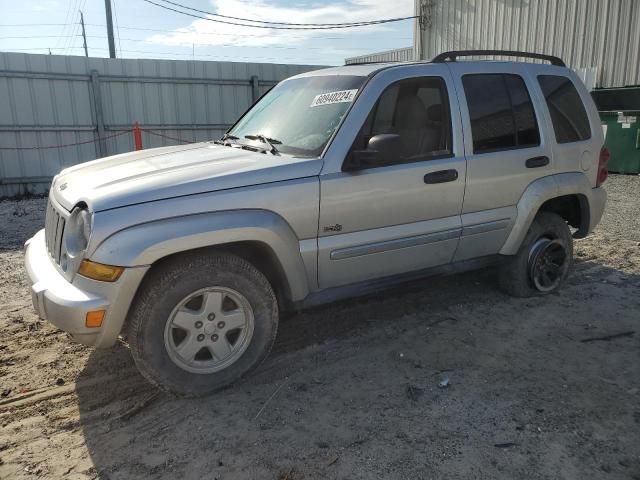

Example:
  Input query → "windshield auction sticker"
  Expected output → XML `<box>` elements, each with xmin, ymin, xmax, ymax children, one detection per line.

<box><xmin>310</xmin><ymin>89</ymin><xmax>358</xmax><ymax>107</ymax></box>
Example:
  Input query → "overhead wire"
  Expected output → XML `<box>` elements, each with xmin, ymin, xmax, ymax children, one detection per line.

<box><xmin>62</xmin><ymin>0</ymin><xmax>82</xmax><ymax>54</ymax></box>
<box><xmin>0</xmin><ymin>31</ymin><xmax>410</xmax><ymax>41</ymax></box>
<box><xmin>153</xmin><ymin>0</ymin><xmax>418</xmax><ymax>27</ymax></box>
<box><xmin>2</xmin><ymin>37</ymin><xmax>396</xmax><ymax>54</ymax></box>
<box><xmin>54</xmin><ymin>0</ymin><xmax>76</xmax><ymax>51</ymax></box>
<box><xmin>0</xmin><ymin>22</ymin><xmax>412</xmax><ymax>40</ymax></box>
<box><xmin>141</xmin><ymin>0</ymin><xmax>417</xmax><ymax>30</ymax></box>
<box><xmin>0</xmin><ymin>23</ymin><xmax>73</xmax><ymax>27</ymax></box>
<box><xmin>4</xmin><ymin>46</ymin><xmax>373</xmax><ymax>62</ymax></box>
<box><xmin>1</xmin><ymin>2</ymin><xmax>414</xmax><ymax>60</ymax></box>
<box><xmin>78</xmin><ymin>23</ymin><xmax>413</xmax><ymax>41</ymax></box>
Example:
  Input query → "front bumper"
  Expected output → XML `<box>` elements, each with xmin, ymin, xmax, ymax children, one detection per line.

<box><xmin>24</xmin><ymin>229</ymin><xmax>148</xmax><ymax>347</ymax></box>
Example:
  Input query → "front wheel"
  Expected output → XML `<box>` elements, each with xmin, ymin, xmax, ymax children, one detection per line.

<box><xmin>499</xmin><ymin>212</ymin><xmax>573</xmax><ymax>297</ymax></box>
<box><xmin>126</xmin><ymin>252</ymin><xmax>278</xmax><ymax>397</ymax></box>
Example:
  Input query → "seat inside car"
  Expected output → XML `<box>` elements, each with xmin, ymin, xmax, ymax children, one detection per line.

<box><xmin>394</xmin><ymin>94</ymin><xmax>442</xmax><ymax>159</ymax></box>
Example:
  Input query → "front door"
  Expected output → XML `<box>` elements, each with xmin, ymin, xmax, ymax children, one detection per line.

<box><xmin>317</xmin><ymin>69</ymin><xmax>466</xmax><ymax>288</ymax></box>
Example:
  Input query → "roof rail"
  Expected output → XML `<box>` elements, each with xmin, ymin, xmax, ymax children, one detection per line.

<box><xmin>432</xmin><ymin>50</ymin><xmax>565</xmax><ymax>67</ymax></box>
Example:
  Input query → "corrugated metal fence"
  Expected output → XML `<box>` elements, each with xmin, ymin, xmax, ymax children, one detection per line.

<box><xmin>345</xmin><ymin>47</ymin><xmax>415</xmax><ymax>65</ymax></box>
<box><xmin>0</xmin><ymin>52</ymin><xmax>324</xmax><ymax>197</ymax></box>
<box><xmin>415</xmin><ymin>0</ymin><xmax>640</xmax><ymax>89</ymax></box>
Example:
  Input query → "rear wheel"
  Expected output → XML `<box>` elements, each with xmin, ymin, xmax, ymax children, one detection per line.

<box><xmin>499</xmin><ymin>212</ymin><xmax>573</xmax><ymax>297</ymax></box>
<box><xmin>127</xmin><ymin>252</ymin><xmax>278</xmax><ymax>397</ymax></box>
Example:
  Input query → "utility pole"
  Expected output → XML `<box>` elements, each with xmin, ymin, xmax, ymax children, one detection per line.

<box><xmin>104</xmin><ymin>0</ymin><xmax>116</xmax><ymax>58</ymax></box>
<box><xmin>79</xmin><ymin>10</ymin><xmax>89</xmax><ymax>57</ymax></box>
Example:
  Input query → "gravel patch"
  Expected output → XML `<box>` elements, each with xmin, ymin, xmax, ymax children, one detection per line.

<box><xmin>0</xmin><ymin>174</ymin><xmax>638</xmax><ymax>479</ymax></box>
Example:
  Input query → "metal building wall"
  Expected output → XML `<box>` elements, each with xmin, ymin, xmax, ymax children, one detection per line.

<box><xmin>345</xmin><ymin>47</ymin><xmax>415</xmax><ymax>65</ymax></box>
<box><xmin>0</xmin><ymin>52</ymin><xmax>324</xmax><ymax>197</ymax></box>
<box><xmin>415</xmin><ymin>0</ymin><xmax>640</xmax><ymax>89</ymax></box>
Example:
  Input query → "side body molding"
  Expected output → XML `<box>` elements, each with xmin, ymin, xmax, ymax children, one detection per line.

<box><xmin>500</xmin><ymin>172</ymin><xmax>598</xmax><ymax>255</ymax></box>
<box><xmin>90</xmin><ymin>209</ymin><xmax>311</xmax><ymax>302</ymax></box>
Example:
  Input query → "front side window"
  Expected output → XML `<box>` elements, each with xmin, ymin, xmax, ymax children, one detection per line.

<box><xmin>349</xmin><ymin>76</ymin><xmax>452</xmax><ymax>167</ymax></box>
<box><xmin>538</xmin><ymin>75</ymin><xmax>591</xmax><ymax>143</ymax></box>
<box><xmin>462</xmin><ymin>74</ymin><xmax>540</xmax><ymax>154</ymax></box>
<box><xmin>228</xmin><ymin>75</ymin><xmax>366</xmax><ymax>157</ymax></box>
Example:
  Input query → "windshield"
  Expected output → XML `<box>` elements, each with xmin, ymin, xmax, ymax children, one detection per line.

<box><xmin>228</xmin><ymin>75</ymin><xmax>366</xmax><ymax>157</ymax></box>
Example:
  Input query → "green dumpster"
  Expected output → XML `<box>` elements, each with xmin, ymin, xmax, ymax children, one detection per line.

<box><xmin>592</xmin><ymin>86</ymin><xmax>640</xmax><ymax>174</ymax></box>
<box><xmin>598</xmin><ymin>111</ymin><xmax>640</xmax><ymax>174</ymax></box>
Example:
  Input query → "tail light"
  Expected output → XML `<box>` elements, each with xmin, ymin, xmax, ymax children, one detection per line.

<box><xmin>597</xmin><ymin>146</ymin><xmax>609</xmax><ymax>187</ymax></box>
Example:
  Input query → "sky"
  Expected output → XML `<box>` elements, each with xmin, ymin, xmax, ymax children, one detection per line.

<box><xmin>0</xmin><ymin>0</ymin><xmax>415</xmax><ymax>65</ymax></box>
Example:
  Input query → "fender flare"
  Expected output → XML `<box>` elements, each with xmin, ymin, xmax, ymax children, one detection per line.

<box><xmin>500</xmin><ymin>172</ymin><xmax>595</xmax><ymax>255</ymax></box>
<box><xmin>90</xmin><ymin>209</ymin><xmax>311</xmax><ymax>301</ymax></box>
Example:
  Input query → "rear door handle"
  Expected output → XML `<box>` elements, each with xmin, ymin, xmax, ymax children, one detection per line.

<box><xmin>424</xmin><ymin>169</ymin><xmax>458</xmax><ymax>184</ymax></box>
<box><xmin>526</xmin><ymin>156</ymin><xmax>550</xmax><ymax>168</ymax></box>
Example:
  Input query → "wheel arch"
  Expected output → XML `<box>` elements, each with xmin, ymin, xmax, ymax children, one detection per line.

<box><xmin>539</xmin><ymin>193</ymin><xmax>590</xmax><ymax>238</ymax></box>
<box><xmin>500</xmin><ymin>172</ymin><xmax>595</xmax><ymax>255</ymax></box>
<box><xmin>90</xmin><ymin>209</ymin><xmax>311</xmax><ymax>306</ymax></box>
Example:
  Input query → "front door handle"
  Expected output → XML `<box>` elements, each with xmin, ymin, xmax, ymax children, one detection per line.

<box><xmin>424</xmin><ymin>169</ymin><xmax>458</xmax><ymax>184</ymax></box>
<box><xmin>526</xmin><ymin>156</ymin><xmax>550</xmax><ymax>168</ymax></box>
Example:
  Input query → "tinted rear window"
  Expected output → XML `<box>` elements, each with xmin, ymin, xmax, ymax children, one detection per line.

<box><xmin>538</xmin><ymin>75</ymin><xmax>591</xmax><ymax>143</ymax></box>
<box><xmin>462</xmin><ymin>74</ymin><xmax>540</xmax><ymax>153</ymax></box>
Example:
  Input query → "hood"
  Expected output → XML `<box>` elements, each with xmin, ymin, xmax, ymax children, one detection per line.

<box><xmin>53</xmin><ymin>142</ymin><xmax>323</xmax><ymax>211</ymax></box>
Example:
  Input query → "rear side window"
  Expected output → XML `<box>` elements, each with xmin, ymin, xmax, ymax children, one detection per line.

<box><xmin>538</xmin><ymin>75</ymin><xmax>591</xmax><ymax>143</ymax></box>
<box><xmin>462</xmin><ymin>74</ymin><xmax>540</xmax><ymax>153</ymax></box>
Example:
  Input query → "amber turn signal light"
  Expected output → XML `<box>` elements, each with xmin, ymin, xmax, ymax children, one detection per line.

<box><xmin>78</xmin><ymin>260</ymin><xmax>124</xmax><ymax>282</ymax></box>
<box><xmin>85</xmin><ymin>310</ymin><xmax>106</xmax><ymax>328</ymax></box>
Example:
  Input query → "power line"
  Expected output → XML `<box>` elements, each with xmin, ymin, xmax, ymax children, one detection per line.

<box><xmin>0</xmin><ymin>32</ymin><xmax>412</xmax><ymax>42</ymax></box>
<box><xmin>86</xmin><ymin>24</ymin><xmax>412</xmax><ymax>41</ymax></box>
<box><xmin>55</xmin><ymin>0</ymin><xmax>76</xmax><ymax>51</ymax></box>
<box><xmin>0</xmin><ymin>23</ymin><xmax>72</xmax><ymax>27</ymax></box>
<box><xmin>0</xmin><ymin>22</ymin><xmax>411</xmax><ymax>40</ymax></box>
<box><xmin>2</xmin><ymin>39</ymin><xmax>399</xmax><ymax>53</ymax></box>
<box><xmin>0</xmin><ymin>35</ymin><xmax>84</xmax><ymax>39</ymax></box>
<box><xmin>64</xmin><ymin>6</ymin><xmax>83</xmax><ymax>54</ymax></box>
<box><xmin>3</xmin><ymin>46</ymin><xmax>341</xmax><ymax>63</ymax></box>
<box><xmin>142</xmin><ymin>0</ymin><xmax>417</xmax><ymax>30</ymax></box>
<box><xmin>154</xmin><ymin>0</ymin><xmax>417</xmax><ymax>27</ymax></box>
<box><xmin>4</xmin><ymin>47</ymin><xmax>85</xmax><ymax>51</ymax></box>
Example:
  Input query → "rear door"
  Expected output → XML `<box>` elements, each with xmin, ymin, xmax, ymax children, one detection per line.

<box><xmin>537</xmin><ymin>72</ymin><xmax>600</xmax><ymax>184</ymax></box>
<box><xmin>447</xmin><ymin>62</ymin><xmax>553</xmax><ymax>261</ymax></box>
<box><xmin>316</xmin><ymin>65</ymin><xmax>466</xmax><ymax>288</ymax></box>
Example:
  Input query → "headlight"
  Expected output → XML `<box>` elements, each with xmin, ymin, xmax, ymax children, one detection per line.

<box><xmin>66</xmin><ymin>207</ymin><xmax>92</xmax><ymax>255</ymax></box>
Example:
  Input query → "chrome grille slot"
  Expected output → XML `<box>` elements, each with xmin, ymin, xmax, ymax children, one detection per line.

<box><xmin>54</xmin><ymin>215</ymin><xmax>65</xmax><ymax>263</ymax></box>
<box><xmin>44</xmin><ymin>198</ymin><xmax>66</xmax><ymax>265</ymax></box>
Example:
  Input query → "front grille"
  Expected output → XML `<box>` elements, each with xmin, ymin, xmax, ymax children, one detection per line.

<box><xmin>44</xmin><ymin>199</ymin><xmax>66</xmax><ymax>264</ymax></box>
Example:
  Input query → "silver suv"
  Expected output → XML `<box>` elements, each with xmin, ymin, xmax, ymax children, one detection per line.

<box><xmin>25</xmin><ymin>51</ymin><xmax>608</xmax><ymax>396</ymax></box>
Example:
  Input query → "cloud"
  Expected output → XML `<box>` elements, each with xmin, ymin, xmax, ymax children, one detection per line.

<box><xmin>31</xmin><ymin>0</ymin><xmax>61</xmax><ymax>12</ymax></box>
<box><xmin>145</xmin><ymin>0</ymin><xmax>413</xmax><ymax>48</ymax></box>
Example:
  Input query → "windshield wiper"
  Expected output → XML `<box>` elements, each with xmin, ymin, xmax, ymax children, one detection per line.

<box><xmin>213</xmin><ymin>133</ymin><xmax>239</xmax><ymax>146</ymax></box>
<box><xmin>244</xmin><ymin>134</ymin><xmax>281</xmax><ymax>155</ymax></box>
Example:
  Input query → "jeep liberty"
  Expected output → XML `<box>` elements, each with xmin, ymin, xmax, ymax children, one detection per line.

<box><xmin>25</xmin><ymin>51</ymin><xmax>608</xmax><ymax>396</ymax></box>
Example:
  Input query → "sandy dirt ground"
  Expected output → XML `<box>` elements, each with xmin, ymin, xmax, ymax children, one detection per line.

<box><xmin>0</xmin><ymin>175</ymin><xmax>638</xmax><ymax>480</ymax></box>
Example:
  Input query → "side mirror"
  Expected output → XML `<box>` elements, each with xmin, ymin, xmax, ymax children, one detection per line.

<box><xmin>344</xmin><ymin>133</ymin><xmax>402</xmax><ymax>171</ymax></box>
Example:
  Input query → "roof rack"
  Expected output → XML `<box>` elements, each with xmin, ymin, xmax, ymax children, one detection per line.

<box><xmin>432</xmin><ymin>50</ymin><xmax>565</xmax><ymax>67</ymax></box>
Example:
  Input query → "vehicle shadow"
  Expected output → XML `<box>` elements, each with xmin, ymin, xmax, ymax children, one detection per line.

<box><xmin>75</xmin><ymin>260</ymin><xmax>640</xmax><ymax>479</ymax></box>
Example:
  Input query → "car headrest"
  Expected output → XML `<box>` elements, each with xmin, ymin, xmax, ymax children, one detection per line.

<box><xmin>396</xmin><ymin>95</ymin><xmax>429</xmax><ymax>129</ymax></box>
<box><xmin>427</xmin><ymin>104</ymin><xmax>443</xmax><ymax>122</ymax></box>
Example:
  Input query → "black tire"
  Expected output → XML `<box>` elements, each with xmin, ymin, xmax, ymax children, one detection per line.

<box><xmin>126</xmin><ymin>251</ymin><xmax>278</xmax><ymax>397</ymax></box>
<box><xmin>499</xmin><ymin>212</ymin><xmax>573</xmax><ymax>297</ymax></box>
